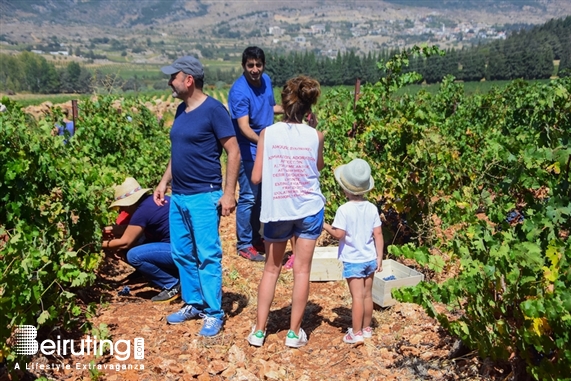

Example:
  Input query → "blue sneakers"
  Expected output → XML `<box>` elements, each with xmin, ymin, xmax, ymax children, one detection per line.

<box><xmin>198</xmin><ymin>314</ymin><xmax>224</xmax><ymax>337</ymax></box>
<box><xmin>166</xmin><ymin>304</ymin><xmax>202</xmax><ymax>325</ymax></box>
<box><xmin>167</xmin><ymin>306</ymin><xmax>223</xmax><ymax>336</ymax></box>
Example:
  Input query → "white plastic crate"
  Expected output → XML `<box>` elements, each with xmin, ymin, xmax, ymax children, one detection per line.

<box><xmin>309</xmin><ymin>246</ymin><xmax>343</xmax><ymax>281</ymax></box>
<box><xmin>372</xmin><ymin>259</ymin><xmax>424</xmax><ymax>307</ymax></box>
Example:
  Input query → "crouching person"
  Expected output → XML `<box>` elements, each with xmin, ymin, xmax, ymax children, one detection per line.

<box><xmin>103</xmin><ymin>177</ymin><xmax>180</xmax><ymax>302</ymax></box>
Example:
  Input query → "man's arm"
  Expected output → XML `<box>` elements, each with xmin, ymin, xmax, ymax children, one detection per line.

<box><xmin>316</xmin><ymin>130</ymin><xmax>325</xmax><ymax>171</ymax></box>
<box><xmin>154</xmin><ymin>158</ymin><xmax>172</xmax><ymax>206</ymax></box>
<box><xmin>251</xmin><ymin>129</ymin><xmax>265</xmax><ymax>184</ymax></box>
<box><xmin>235</xmin><ymin>115</ymin><xmax>259</xmax><ymax>144</ymax></box>
<box><xmin>273</xmin><ymin>104</ymin><xmax>284</xmax><ymax>114</ymax></box>
<box><xmin>219</xmin><ymin>136</ymin><xmax>240</xmax><ymax>216</ymax></box>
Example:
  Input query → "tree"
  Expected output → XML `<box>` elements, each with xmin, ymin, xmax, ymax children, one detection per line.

<box><xmin>486</xmin><ymin>42</ymin><xmax>509</xmax><ymax>80</ymax></box>
<box><xmin>18</xmin><ymin>52</ymin><xmax>61</xmax><ymax>93</ymax></box>
<box><xmin>524</xmin><ymin>40</ymin><xmax>554</xmax><ymax>79</ymax></box>
<box><xmin>0</xmin><ymin>54</ymin><xmax>23</xmax><ymax>92</ymax></box>
<box><xmin>60</xmin><ymin>61</ymin><xmax>92</xmax><ymax>93</ymax></box>
<box><xmin>442</xmin><ymin>48</ymin><xmax>459</xmax><ymax>79</ymax></box>
<box><xmin>459</xmin><ymin>47</ymin><xmax>485</xmax><ymax>82</ymax></box>
<box><xmin>38</xmin><ymin>58</ymin><xmax>60</xmax><ymax>93</ymax></box>
<box><xmin>361</xmin><ymin>51</ymin><xmax>381</xmax><ymax>84</ymax></box>
<box><xmin>424</xmin><ymin>53</ymin><xmax>445</xmax><ymax>84</ymax></box>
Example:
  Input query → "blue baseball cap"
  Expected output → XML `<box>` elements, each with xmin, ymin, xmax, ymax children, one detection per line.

<box><xmin>161</xmin><ymin>56</ymin><xmax>204</xmax><ymax>78</ymax></box>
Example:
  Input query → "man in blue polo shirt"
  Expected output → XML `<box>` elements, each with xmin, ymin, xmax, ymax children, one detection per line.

<box><xmin>229</xmin><ymin>46</ymin><xmax>283</xmax><ymax>262</ymax></box>
<box><xmin>154</xmin><ymin>55</ymin><xmax>240</xmax><ymax>337</ymax></box>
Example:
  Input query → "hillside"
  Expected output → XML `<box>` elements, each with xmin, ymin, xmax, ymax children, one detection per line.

<box><xmin>1</xmin><ymin>0</ymin><xmax>566</xmax><ymax>27</ymax></box>
<box><xmin>1</xmin><ymin>0</ymin><xmax>570</xmax><ymax>61</ymax></box>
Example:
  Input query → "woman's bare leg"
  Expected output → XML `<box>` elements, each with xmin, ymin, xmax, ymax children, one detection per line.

<box><xmin>255</xmin><ymin>241</ymin><xmax>287</xmax><ymax>332</ymax></box>
<box><xmin>289</xmin><ymin>237</ymin><xmax>317</xmax><ymax>334</ymax></box>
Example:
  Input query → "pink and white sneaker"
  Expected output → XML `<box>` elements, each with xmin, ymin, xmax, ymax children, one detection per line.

<box><xmin>343</xmin><ymin>328</ymin><xmax>364</xmax><ymax>344</ymax></box>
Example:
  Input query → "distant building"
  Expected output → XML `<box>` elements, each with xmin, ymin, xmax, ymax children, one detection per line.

<box><xmin>319</xmin><ymin>49</ymin><xmax>338</xmax><ymax>59</ymax></box>
<box><xmin>269</xmin><ymin>26</ymin><xmax>283</xmax><ymax>36</ymax></box>
<box><xmin>310</xmin><ymin>24</ymin><xmax>326</xmax><ymax>34</ymax></box>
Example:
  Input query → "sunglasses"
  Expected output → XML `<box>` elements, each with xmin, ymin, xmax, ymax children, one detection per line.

<box><xmin>246</xmin><ymin>62</ymin><xmax>263</xmax><ymax>69</ymax></box>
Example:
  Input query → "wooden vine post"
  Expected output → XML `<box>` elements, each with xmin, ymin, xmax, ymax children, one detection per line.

<box><xmin>349</xmin><ymin>77</ymin><xmax>361</xmax><ymax>138</ymax></box>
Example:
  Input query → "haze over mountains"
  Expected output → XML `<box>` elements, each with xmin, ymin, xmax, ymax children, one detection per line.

<box><xmin>1</xmin><ymin>0</ymin><xmax>570</xmax><ymax>59</ymax></box>
<box><xmin>1</xmin><ymin>0</ymin><xmax>569</xmax><ymax>27</ymax></box>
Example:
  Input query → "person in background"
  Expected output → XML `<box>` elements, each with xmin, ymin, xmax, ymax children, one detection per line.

<box><xmin>53</xmin><ymin>107</ymin><xmax>74</xmax><ymax>143</ymax></box>
<box><xmin>154</xmin><ymin>55</ymin><xmax>240</xmax><ymax>337</ymax></box>
<box><xmin>103</xmin><ymin>177</ymin><xmax>180</xmax><ymax>303</ymax></box>
<box><xmin>57</xmin><ymin>119</ymin><xmax>74</xmax><ymax>137</ymax></box>
<box><xmin>247</xmin><ymin>75</ymin><xmax>324</xmax><ymax>348</ymax></box>
<box><xmin>228</xmin><ymin>46</ymin><xmax>283</xmax><ymax>262</ymax></box>
<box><xmin>323</xmin><ymin>158</ymin><xmax>384</xmax><ymax>344</ymax></box>
<box><xmin>57</xmin><ymin>107</ymin><xmax>75</xmax><ymax>136</ymax></box>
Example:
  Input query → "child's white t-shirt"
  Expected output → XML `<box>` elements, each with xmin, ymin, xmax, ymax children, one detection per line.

<box><xmin>332</xmin><ymin>200</ymin><xmax>382</xmax><ymax>263</ymax></box>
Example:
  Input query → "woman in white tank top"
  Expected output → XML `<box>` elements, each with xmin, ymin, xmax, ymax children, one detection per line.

<box><xmin>247</xmin><ymin>76</ymin><xmax>324</xmax><ymax>348</ymax></box>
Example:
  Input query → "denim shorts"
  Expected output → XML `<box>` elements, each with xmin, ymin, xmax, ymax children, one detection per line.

<box><xmin>342</xmin><ymin>259</ymin><xmax>378</xmax><ymax>279</ymax></box>
<box><xmin>264</xmin><ymin>208</ymin><xmax>324</xmax><ymax>242</ymax></box>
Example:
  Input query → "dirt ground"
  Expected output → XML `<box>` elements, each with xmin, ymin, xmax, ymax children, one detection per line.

<box><xmin>11</xmin><ymin>215</ymin><xmax>508</xmax><ymax>381</ymax></box>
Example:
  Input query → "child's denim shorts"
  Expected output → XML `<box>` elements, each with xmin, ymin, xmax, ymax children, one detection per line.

<box><xmin>264</xmin><ymin>208</ymin><xmax>324</xmax><ymax>242</ymax></box>
<box><xmin>342</xmin><ymin>259</ymin><xmax>378</xmax><ymax>279</ymax></box>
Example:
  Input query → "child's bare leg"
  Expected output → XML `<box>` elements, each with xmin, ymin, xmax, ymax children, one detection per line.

<box><xmin>363</xmin><ymin>274</ymin><xmax>375</xmax><ymax>329</ymax></box>
<box><xmin>347</xmin><ymin>277</ymin><xmax>366</xmax><ymax>333</ymax></box>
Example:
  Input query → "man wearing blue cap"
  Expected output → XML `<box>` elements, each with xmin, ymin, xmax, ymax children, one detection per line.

<box><xmin>154</xmin><ymin>55</ymin><xmax>240</xmax><ymax>337</ymax></box>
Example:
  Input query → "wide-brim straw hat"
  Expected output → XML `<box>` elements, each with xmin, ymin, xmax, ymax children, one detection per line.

<box><xmin>109</xmin><ymin>177</ymin><xmax>151</xmax><ymax>209</ymax></box>
<box><xmin>334</xmin><ymin>158</ymin><xmax>374</xmax><ymax>195</ymax></box>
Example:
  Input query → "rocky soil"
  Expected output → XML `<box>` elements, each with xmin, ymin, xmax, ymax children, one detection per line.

<box><xmin>5</xmin><ymin>214</ymin><xmax>513</xmax><ymax>381</ymax></box>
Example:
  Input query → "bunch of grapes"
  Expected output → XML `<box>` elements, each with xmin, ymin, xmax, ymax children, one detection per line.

<box><xmin>505</xmin><ymin>210</ymin><xmax>525</xmax><ymax>224</ymax></box>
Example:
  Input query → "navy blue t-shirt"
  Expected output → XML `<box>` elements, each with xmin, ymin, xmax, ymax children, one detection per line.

<box><xmin>129</xmin><ymin>195</ymin><xmax>170</xmax><ymax>243</ymax></box>
<box><xmin>170</xmin><ymin>97</ymin><xmax>235</xmax><ymax>195</ymax></box>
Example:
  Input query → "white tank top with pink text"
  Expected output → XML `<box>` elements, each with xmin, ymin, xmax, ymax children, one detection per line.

<box><xmin>260</xmin><ymin>122</ymin><xmax>325</xmax><ymax>223</ymax></box>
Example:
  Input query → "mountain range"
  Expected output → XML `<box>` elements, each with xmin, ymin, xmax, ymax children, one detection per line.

<box><xmin>1</xmin><ymin>0</ymin><xmax>570</xmax><ymax>59</ymax></box>
<box><xmin>1</xmin><ymin>0</ymin><xmax>568</xmax><ymax>27</ymax></box>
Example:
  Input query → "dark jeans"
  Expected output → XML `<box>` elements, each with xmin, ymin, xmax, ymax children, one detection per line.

<box><xmin>236</xmin><ymin>160</ymin><xmax>262</xmax><ymax>250</ymax></box>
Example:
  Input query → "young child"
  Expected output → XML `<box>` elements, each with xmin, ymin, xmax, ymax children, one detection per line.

<box><xmin>323</xmin><ymin>158</ymin><xmax>384</xmax><ymax>344</ymax></box>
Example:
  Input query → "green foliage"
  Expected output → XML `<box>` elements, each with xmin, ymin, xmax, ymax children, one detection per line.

<box><xmin>0</xmin><ymin>52</ymin><xmax>94</xmax><ymax>94</ymax></box>
<box><xmin>320</xmin><ymin>47</ymin><xmax>571</xmax><ymax>379</ymax></box>
<box><xmin>0</xmin><ymin>96</ymin><xmax>170</xmax><ymax>363</ymax></box>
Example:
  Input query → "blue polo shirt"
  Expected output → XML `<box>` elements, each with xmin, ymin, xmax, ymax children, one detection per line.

<box><xmin>228</xmin><ymin>73</ymin><xmax>276</xmax><ymax>161</ymax></box>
